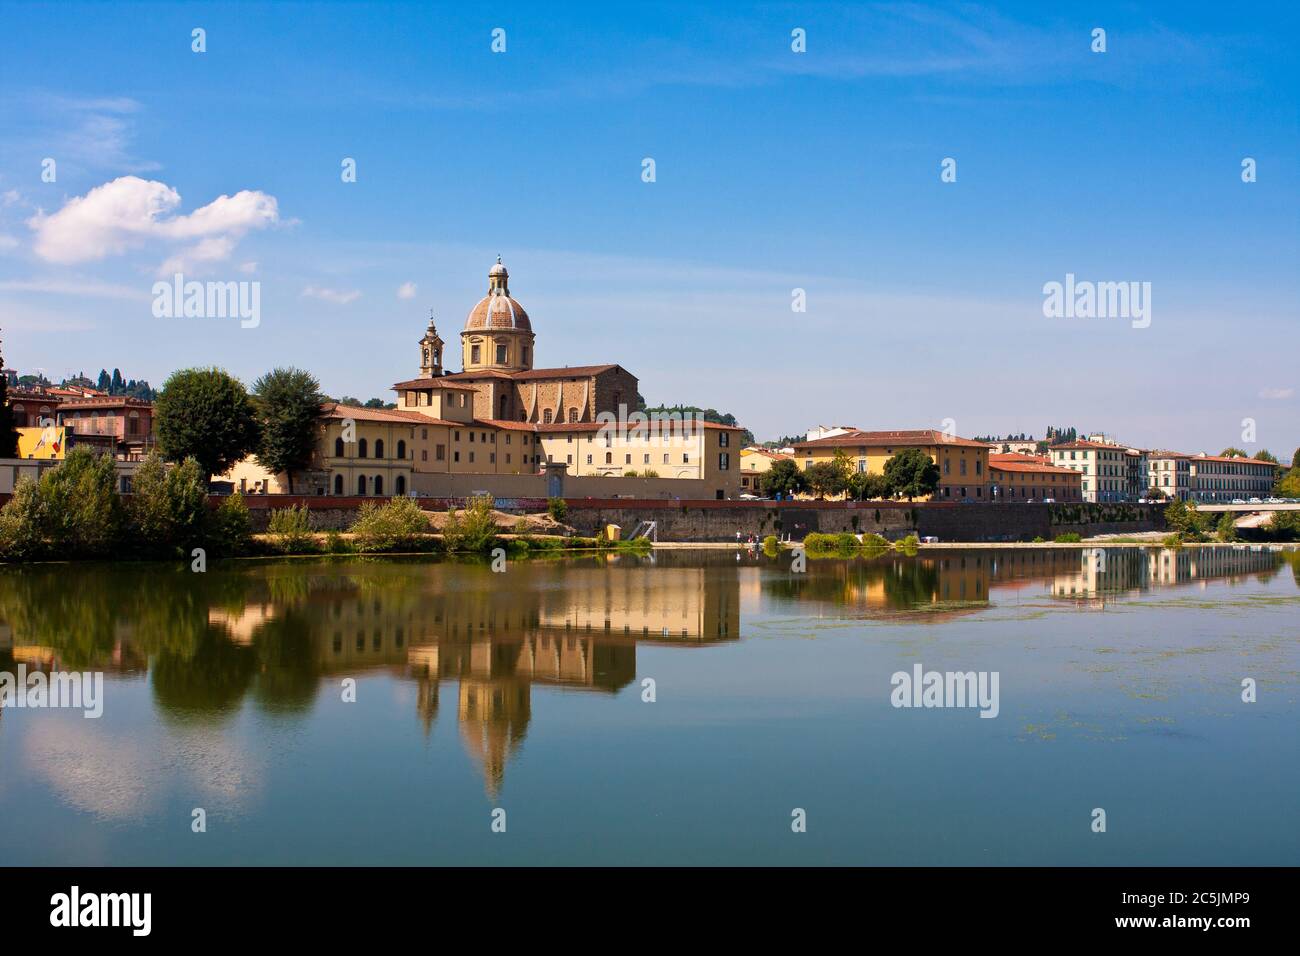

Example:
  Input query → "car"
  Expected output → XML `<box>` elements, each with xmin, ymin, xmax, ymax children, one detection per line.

<box><xmin>1232</xmin><ymin>498</ymin><xmax>1246</xmax><ymax>504</ymax></box>
<box><xmin>1249</xmin><ymin>498</ymin><xmax>1262</xmax><ymax>504</ymax></box>
<box><xmin>1043</xmin><ymin>497</ymin><xmax>1056</xmax><ymax>503</ymax></box>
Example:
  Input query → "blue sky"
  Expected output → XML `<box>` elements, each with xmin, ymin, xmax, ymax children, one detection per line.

<box><xmin>0</xmin><ymin>1</ymin><xmax>1296</xmax><ymax>453</ymax></box>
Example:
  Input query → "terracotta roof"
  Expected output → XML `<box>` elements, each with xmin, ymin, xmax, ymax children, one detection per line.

<box><xmin>440</xmin><ymin>364</ymin><xmax>623</xmax><ymax>383</ymax></box>
<box><xmin>1146</xmin><ymin>449</ymin><xmax>1190</xmax><ymax>459</ymax></box>
<box><xmin>390</xmin><ymin>377</ymin><xmax>479</xmax><ymax>391</ymax></box>
<box><xmin>533</xmin><ymin>419</ymin><xmax>742</xmax><ymax>434</ymax></box>
<box><xmin>989</xmin><ymin>457</ymin><xmax>1080</xmax><ymax>475</ymax></box>
<box><xmin>474</xmin><ymin>418</ymin><xmax>536</xmax><ymax>432</ymax></box>
<box><xmin>465</xmin><ymin>292</ymin><xmax>532</xmax><ymax>332</ymax></box>
<box><xmin>1193</xmin><ymin>453</ymin><xmax>1279</xmax><ymax>466</ymax></box>
<box><xmin>743</xmin><ymin>448</ymin><xmax>793</xmax><ymax>460</ymax></box>
<box><xmin>792</xmin><ymin>428</ymin><xmax>988</xmax><ymax>451</ymax></box>
<box><xmin>990</xmin><ymin>452</ymin><xmax>1053</xmax><ymax>466</ymax></box>
<box><xmin>319</xmin><ymin>402</ymin><xmax>447</xmax><ymax>425</ymax></box>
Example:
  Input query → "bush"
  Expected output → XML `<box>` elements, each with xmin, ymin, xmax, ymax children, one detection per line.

<box><xmin>24</xmin><ymin>447</ymin><xmax>124</xmax><ymax>558</ymax></box>
<box><xmin>762</xmin><ymin>534</ymin><xmax>779</xmax><ymax>555</ymax></box>
<box><xmin>546</xmin><ymin>496</ymin><xmax>568</xmax><ymax>522</ymax></box>
<box><xmin>443</xmin><ymin>495</ymin><xmax>498</xmax><ymax>552</ymax></box>
<box><xmin>209</xmin><ymin>491</ymin><xmax>253</xmax><ymax>556</ymax></box>
<box><xmin>1054</xmin><ymin>532</ymin><xmax>1082</xmax><ymax>543</ymax></box>
<box><xmin>129</xmin><ymin>453</ymin><xmax>208</xmax><ymax>557</ymax></box>
<box><xmin>268</xmin><ymin>504</ymin><xmax>316</xmax><ymax>553</ymax></box>
<box><xmin>1032</xmin><ymin>536</ymin><xmax>1045</xmax><ymax>543</ymax></box>
<box><xmin>350</xmin><ymin>497</ymin><xmax>430</xmax><ymax>552</ymax></box>
<box><xmin>641</xmin><ymin>469</ymin><xmax>659</xmax><ymax>478</ymax></box>
<box><xmin>803</xmin><ymin>532</ymin><xmax>859</xmax><ymax>555</ymax></box>
<box><xmin>1216</xmin><ymin>512</ymin><xmax>1238</xmax><ymax>543</ymax></box>
<box><xmin>0</xmin><ymin>476</ymin><xmax>47</xmax><ymax>560</ymax></box>
<box><xmin>895</xmin><ymin>533</ymin><xmax>919</xmax><ymax>553</ymax></box>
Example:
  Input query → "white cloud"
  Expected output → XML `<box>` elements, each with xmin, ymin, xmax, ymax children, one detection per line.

<box><xmin>1</xmin><ymin>190</ymin><xmax>19</xmax><ymax>207</ymax></box>
<box><xmin>239</xmin><ymin>261</ymin><xmax>258</xmax><ymax>274</ymax></box>
<box><xmin>0</xmin><ymin>277</ymin><xmax>149</xmax><ymax>300</ymax></box>
<box><xmin>1259</xmin><ymin>387</ymin><xmax>1294</xmax><ymax>400</ymax></box>
<box><xmin>27</xmin><ymin>176</ymin><xmax>280</xmax><ymax>272</ymax></box>
<box><xmin>302</xmin><ymin>285</ymin><xmax>361</xmax><ymax>305</ymax></box>
<box><xmin>396</xmin><ymin>281</ymin><xmax>417</xmax><ymax>300</ymax></box>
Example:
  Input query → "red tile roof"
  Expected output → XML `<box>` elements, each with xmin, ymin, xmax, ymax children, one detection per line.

<box><xmin>792</xmin><ymin>428</ymin><xmax>988</xmax><ymax>451</ymax></box>
<box><xmin>390</xmin><ymin>377</ymin><xmax>479</xmax><ymax>391</ymax></box>
<box><xmin>440</xmin><ymin>364</ymin><xmax>623</xmax><ymax>382</ymax></box>
<box><xmin>320</xmin><ymin>402</ymin><xmax>449</xmax><ymax>425</ymax></box>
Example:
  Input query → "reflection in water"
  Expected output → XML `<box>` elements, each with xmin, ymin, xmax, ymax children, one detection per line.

<box><xmin>0</xmin><ymin>546</ymin><xmax>1295</xmax><ymax>797</ymax></box>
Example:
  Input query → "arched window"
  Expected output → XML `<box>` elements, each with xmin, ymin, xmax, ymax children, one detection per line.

<box><xmin>334</xmin><ymin>437</ymin><xmax>345</xmax><ymax>457</ymax></box>
<box><xmin>543</xmin><ymin>409</ymin><xmax>553</xmax><ymax>424</ymax></box>
<box><xmin>375</xmin><ymin>439</ymin><xmax>385</xmax><ymax>459</ymax></box>
<box><xmin>396</xmin><ymin>439</ymin><xmax>406</xmax><ymax>460</ymax></box>
<box><xmin>358</xmin><ymin>438</ymin><xmax>368</xmax><ymax>458</ymax></box>
<box><xmin>499</xmin><ymin>395</ymin><xmax>508</xmax><ymax>418</ymax></box>
<box><xmin>357</xmin><ymin>475</ymin><xmax>366</xmax><ymax>495</ymax></box>
<box><xmin>333</xmin><ymin>474</ymin><xmax>343</xmax><ymax>494</ymax></box>
<box><xmin>374</xmin><ymin>475</ymin><xmax>384</xmax><ymax>496</ymax></box>
<box><xmin>568</xmin><ymin>407</ymin><xmax>578</xmax><ymax>423</ymax></box>
<box><xmin>395</xmin><ymin>475</ymin><xmax>406</xmax><ymax>495</ymax></box>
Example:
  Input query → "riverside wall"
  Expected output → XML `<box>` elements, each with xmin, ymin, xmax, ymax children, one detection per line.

<box><xmin>225</xmin><ymin>495</ymin><xmax>1163</xmax><ymax>541</ymax></box>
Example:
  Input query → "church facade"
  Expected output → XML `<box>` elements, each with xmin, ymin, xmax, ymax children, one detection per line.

<box><xmin>220</xmin><ymin>258</ymin><xmax>744</xmax><ymax>498</ymax></box>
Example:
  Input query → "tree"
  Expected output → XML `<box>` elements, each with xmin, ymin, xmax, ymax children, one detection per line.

<box><xmin>0</xmin><ymin>340</ymin><xmax>17</xmax><ymax>458</ymax></box>
<box><xmin>129</xmin><ymin>453</ymin><xmax>209</xmax><ymax>556</ymax></box>
<box><xmin>1164</xmin><ymin>498</ymin><xmax>1207</xmax><ymax>537</ymax></box>
<box><xmin>848</xmin><ymin>471</ymin><xmax>889</xmax><ymax>500</ymax></box>
<box><xmin>806</xmin><ymin>461</ymin><xmax>849</xmax><ymax>498</ymax></box>
<box><xmin>1253</xmin><ymin>449</ymin><xmax>1278</xmax><ymax>463</ymax></box>
<box><xmin>97</xmin><ymin>369</ymin><xmax>111</xmax><ymax>391</ymax></box>
<box><xmin>1293</xmin><ymin>447</ymin><xmax>1300</xmax><ymax>470</ymax></box>
<box><xmin>758</xmin><ymin>458</ymin><xmax>807</xmax><ymax>498</ymax></box>
<box><xmin>252</xmin><ymin>367</ymin><xmax>322</xmax><ymax>495</ymax></box>
<box><xmin>34</xmin><ymin>446</ymin><xmax>123</xmax><ymax>556</ymax></box>
<box><xmin>1145</xmin><ymin>485</ymin><xmax>1167</xmax><ymax>501</ymax></box>
<box><xmin>1220</xmin><ymin>447</ymin><xmax>1248</xmax><ymax>458</ymax></box>
<box><xmin>155</xmin><ymin>367</ymin><xmax>260</xmax><ymax>479</ymax></box>
<box><xmin>883</xmin><ymin>448</ymin><xmax>940</xmax><ymax>501</ymax></box>
<box><xmin>1216</xmin><ymin>512</ymin><xmax>1238</xmax><ymax>542</ymax></box>
<box><xmin>1276</xmin><ymin>470</ymin><xmax>1300</xmax><ymax>499</ymax></box>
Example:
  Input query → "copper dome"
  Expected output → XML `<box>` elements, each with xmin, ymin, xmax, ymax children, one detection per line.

<box><xmin>464</xmin><ymin>256</ymin><xmax>532</xmax><ymax>332</ymax></box>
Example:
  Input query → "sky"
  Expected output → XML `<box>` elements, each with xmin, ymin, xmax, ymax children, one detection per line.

<box><xmin>0</xmin><ymin>1</ymin><xmax>1296</xmax><ymax>454</ymax></box>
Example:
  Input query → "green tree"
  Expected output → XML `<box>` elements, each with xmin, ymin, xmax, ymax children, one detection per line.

<box><xmin>35</xmin><ymin>447</ymin><xmax>124</xmax><ymax>556</ymax></box>
<box><xmin>1216</xmin><ymin>512</ymin><xmax>1238</xmax><ymax>542</ymax></box>
<box><xmin>0</xmin><ymin>340</ymin><xmax>17</xmax><ymax>458</ymax></box>
<box><xmin>253</xmin><ymin>367</ymin><xmax>322</xmax><ymax>495</ymax></box>
<box><xmin>847</xmin><ymin>470</ymin><xmax>889</xmax><ymax>500</ymax></box>
<box><xmin>1253</xmin><ymin>449</ymin><xmax>1278</xmax><ymax>463</ymax></box>
<box><xmin>883</xmin><ymin>448</ymin><xmax>940</xmax><ymax>501</ymax></box>
<box><xmin>129</xmin><ymin>453</ymin><xmax>209</xmax><ymax>556</ymax></box>
<box><xmin>758</xmin><ymin>458</ymin><xmax>807</xmax><ymax>498</ymax></box>
<box><xmin>1219</xmin><ymin>447</ymin><xmax>1248</xmax><ymax>458</ymax></box>
<box><xmin>1275</xmin><ymin>469</ymin><xmax>1300</xmax><ymax>498</ymax></box>
<box><xmin>156</xmin><ymin>368</ymin><xmax>260</xmax><ymax>479</ymax></box>
<box><xmin>805</xmin><ymin>461</ymin><xmax>847</xmax><ymax>498</ymax></box>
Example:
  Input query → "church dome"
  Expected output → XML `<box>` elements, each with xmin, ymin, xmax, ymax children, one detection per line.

<box><xmin>465</xmin><ymin>256</ymin><xmax>532</xmax><ymax>332</ymax></box>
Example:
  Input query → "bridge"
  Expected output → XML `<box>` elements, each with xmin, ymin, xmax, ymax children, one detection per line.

<box><xmin>1191</xmin><ymin>502</ymin><xmax>1300</xmax><ymax>513</ymax></box>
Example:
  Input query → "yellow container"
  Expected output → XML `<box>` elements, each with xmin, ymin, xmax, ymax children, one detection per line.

<box><xmin>605</xmin><ymin>524</ymin><xmax>621</xmax><ymax>542</ymax></box>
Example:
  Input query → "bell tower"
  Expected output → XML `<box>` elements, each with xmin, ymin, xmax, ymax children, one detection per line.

<box><xmin>419</xmin><ymin>311</ymin><xmax>444</xmax><ymax>377</ymax></box>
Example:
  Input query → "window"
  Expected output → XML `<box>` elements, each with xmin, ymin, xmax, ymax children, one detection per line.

<box><xmin>397</xmin><ymin>440</ymin><xmax>406</xmax><ymax>459</ymax></box>
<box><xmin>496</xmin><ymin>344</ymin><xmax>507</xmax><ymax>364</ymax></box>
<box><xmin>454</xmin><ymin>451</ymin><xmax>460</xmax><ymax>462</ymax></box>
<box><xmin>469</xmin><ymin>452</ymin><xmax>475</xmax><ymax>463</ymax></box>
<box><xmin>335</xmin><ymin>437</ymin><xmax>345</xmax><ymax>457</ymax></box>
<box><xmin>568</xmin><ymin>408</ymin><xmax>578</xmax><ymax>423</ymax></box>
<box><xmin>333</xmin><ymin>474</ymin><xmax>343</xmax><ymax>494</ymax></box>
<box><xmin>422</xmin><ymin>450</ymin><xmax>428</xmax><ymax>462</ymax></box>
<box><xmin>469</xmin><ymin>431</ymin><xmax>475</xmax><ymax>442</ymax></box>
<box><xmin>471</xmin><ymin>344</ymin><xmax>481</xmax><ymax>364</ymax></box>
<box><xmin>719</xmin><ymin>431</ymin><xmax>729</xmax><ymax>446</ymax></box>
<box><xmin>543</xmin><ymin>409</ymin><xmax>553</xmax><ymax>424</ymax></box>
<box><xmin>374</xmin><ymin>475</ymin><xmax>384</xmax><ymax>495</ymax></box>
<box><xmin>683</xmin><ymin>453</ymin><xmax>690</xmax><ymax>464</ymax></box>
<box><xmin>522</xmin><ymin>346</ymin><xmax>529</xmax><ymax>365</ymax></box>
<box><xmin>587</xmin><ymin>455</ymin><xmax>592</xmax><ymax>465</ymax></box>
<box><xmin>358</xmin><ymin>438</ymin><xmax>368</xmax><ymax>458</ymax></box>
<box><xmin>605</xmin><ymin>452</ymin><xmax>612</xmax><ymax>465</ymax></box>
<box><xmin>375</xmin><ymin>439</ymin><xmax>384</xmax><ymax>459</ymax></box>
<box><xmin>357</xmin><ymin>475</ymin><xmax>367</xmax><ymax>495</ymax></box>
<box><xmin>718</xmin><ymin>452</ymin><xmax>730</xmax><ymax>471</ymax></box>
<box><xmin>625</xmin><ymin>454</ymin><xmax>632</xmax><ymax>464</ymax></box>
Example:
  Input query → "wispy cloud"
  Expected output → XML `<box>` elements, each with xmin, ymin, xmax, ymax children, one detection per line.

<box><xmin>1259</xmin><ymin>387</ymin><xmax>1294</xmax><ymax>400</ymax></box>
<box><xmin>301</xmin><ymin>285</ymin><xmax>361</xmax><ymax>305</ymax></box>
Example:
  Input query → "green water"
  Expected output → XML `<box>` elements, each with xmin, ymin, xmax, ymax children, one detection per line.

<box><xmin>1</xmin><ymin>545</ymin><xmax>1297</xmax><ymax>865</ymax></box>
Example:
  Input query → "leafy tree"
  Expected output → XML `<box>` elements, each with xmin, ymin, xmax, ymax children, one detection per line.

<box><xmin>1145</xmin><ymin>485</ymin><xmax>1167</xmax><ymax>501</ymax></box>
<box><xmin>443</xmin><ymin>495</ymin><xmax>498</xmax><ymax>551</ymax></box>
<box><xmin>0</xmin><ymin>343</ymin><xmax>17</xmax><ymax>458</ymax></box>
<box><xmin>96</xmin><ymin>369</ymin><xmax>111</xmax><ymax>391</ymax></box>
<box><xmin>209</xmin><ymin>492</ymin><xmax>252</xmax><ymax>556</ymax></box>
<box><xmin>350</xmin><ymin>498</ymin><xmax>430</xmax><ymax>552</ymax></box>
<box><xmin>1275</xmin><ymin>470</ymin><xmax>1300</xmax><ymax>498</ymax></box>
<box><xmin>1293</xmin><ymin>448</ymin><xmax>1300</xmax><ymax>470</ymax></box>
<box><xmin>0</xmin><ymin>476</ymin><xmax>45</xmax><ymax>558</ymax></box>
<box><xmin>805</xmin><ymin>461</ymin><xmax>849</xmax><ymax>498</ymax></box>
<box><xmin>1216</xmin><ymin>512</ymin><xmax>1238</xmax><ymax>542</ymax></box>
<box><xmin>156</xmin><ymin>367</ymin><xmax>261</xmax><ymax>479</ymax></box>
<box><xmin>253</xmin><ymin>367</ymin><xmax>322</xmax><ymax>495</ymax></box>
<box><xmin>758</xmin><ymin>458</ymin><xmax>807</xmax><ymax>498</ymax></box>
<box><xmin>33</xmin><ymin>447</ymin><xmax>123</xmax><ymax>556</ymax></box>
<box><xmin>883</xmin><ymin>448</ymin><xmax>940</xmax><ymax>501</ymax></box>
<box><xmin>129</xmin><ymin>453</ymin><xmax>209</xmax><ymax>556</ymax></box>
<box><xmin>1253</xmin><ymin>449</ymin><xmax>1278</xmax><ymax>463</ymax></box>
<box><xmin>1164</xmin><ymin>498</ymin><xmax>1207</xmax><ymax>537</ymax></box>
<box><xmin>848</xmin><ymin>470</ymin><xmax>889</xmax><ymax>500</ymax></box>
<box><xmin>1220</xmin><ymin>447</ymin><xmax>1248</xmax><ymax>458</ymax></box>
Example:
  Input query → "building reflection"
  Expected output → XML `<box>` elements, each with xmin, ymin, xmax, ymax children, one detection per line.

<box><xmin>1049</xmin><ymin>545</ymin><xmax>1284</xmax><ymax>603</ymax></box>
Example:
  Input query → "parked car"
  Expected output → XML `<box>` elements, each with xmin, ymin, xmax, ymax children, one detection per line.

<box><xmin>1249</xmin><ymin>497</ymin><xmax>1263</xmax><ymax>504</ymax></box>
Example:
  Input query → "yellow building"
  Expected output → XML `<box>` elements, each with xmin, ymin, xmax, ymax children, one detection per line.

<box><xmin>738</xmin><ymin>448</ymin><xmax>792</xmax><ymax>495</ymax></box>
<box><xmin>791</xmin><ymin>428</ymin><xmax>991</xmax><ymax>500</ymax></box>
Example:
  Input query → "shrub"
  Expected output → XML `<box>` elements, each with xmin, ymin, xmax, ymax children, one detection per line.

<box><xmin>350</xmin><ymin>497</ymin><xmax>430</xmax><ymax>552</ymax></box>
<box><xmin>1216</xmin><ymin>512</ymin><xmax>1238</xmax><ymax>543</ymax></box>
<box><xmin>546</xmin><ymin>496</ymin><xmax>568</xmax><ymax>522</ymax></box>
<box><xmin>129</xmin><ymin>453</ymin><xmax>208</xmax><ymax>557</ymax></box>
<box><xmin>623</xmin><ymin>470</ymin><xmax>639</xmax><ymax>477</ymax></box>
<box><xmin>268</xmin><ymin>504</ymin><xmax>316</xmax><ymax>553</ymax></box>
<box><xmin>209</xmin><ymin>491</ymin><xmax>253</xmax><ymax>556</ymax></box>
<box><xmin>803</xmin><ymin>532</ymin><xmax>859</xmax><ymax>556</ymax></box>
<box><xmin>35</xmin><ymin>447</ymin><xmax>123</xmax><ymax>557</ymax></box>
<box><xmin>443</xmin><ymin>494</ymin><xmax>498</xmax><ymax>552</ymax></box>
<box><xmin>1054</xmin><ymin>532</ymin><xmax>1082</xmax><ymax>543</ymax></box>
<box><xmin>762</xmin><ymin>534</ymin><xmax>779</xmax><ymax>555</ymax></box>
<box><xmin>641</xmin><ymin>469</ymin><xmax>659</xmax><ymax>478</ymax></box>
<box><xmin>896</xmin><ymin>533</ymin><xmax>919</xmax><ymax>554</ymax></box>
<box><xmin>1032</xmin><ymin>536</ymin><xmax>1045</xmax><ymax>543</ymax></box>
<box><xmin>0</xmin><ymin>476</ymin><xmax>46</xmax><ymax>560</ymax></box>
